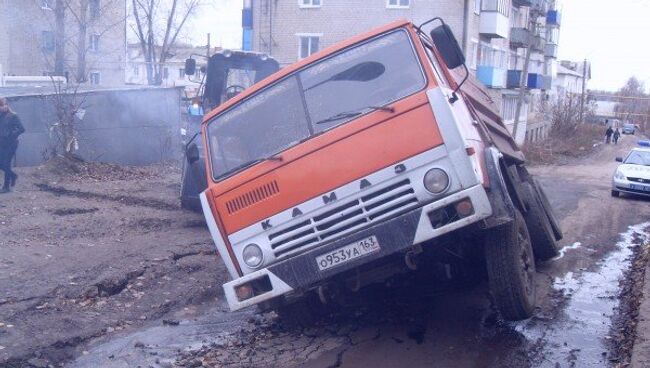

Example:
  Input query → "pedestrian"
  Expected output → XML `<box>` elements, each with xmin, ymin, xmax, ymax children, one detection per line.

<box><xmin>613</xmin><ymin>128</ymin><xmax>621</xmax><ymax>145</ymax></box>
<box><xmin>605</xmin><ymin>126</ymin><xmax>613</xmax><ymax>144</ymax></box>
<box><xmin>0</xmin><ymin>98</ymin><xmax>25</xmax><ymax>193</ymax></box>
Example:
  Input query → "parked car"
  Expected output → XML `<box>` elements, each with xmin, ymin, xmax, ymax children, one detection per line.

<box><xmin>622</xmin><ymin>123</ymin><xmax>636</xmax><ymax>135</ymax></box>
<box><xmin>612</xmin><ymin>143</ymin><xmax>650</xmax><ymax>197</ymax></box>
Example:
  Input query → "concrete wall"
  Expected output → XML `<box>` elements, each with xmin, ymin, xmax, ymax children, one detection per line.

<box><xmin>6</xmin><ymin>87</ymin><xmax>182</xmax><ymax>167</ymax></box>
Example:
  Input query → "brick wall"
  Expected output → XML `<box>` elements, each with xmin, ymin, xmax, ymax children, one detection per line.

<box><xmin>251</xmin><ymin>0</ymin><xmax>479</xmax><ymax>66</ymax></box>
<box><xmin>0</xmin><ymin>0</ymin><xmax>126</xmax><ymax>86</ymax></box>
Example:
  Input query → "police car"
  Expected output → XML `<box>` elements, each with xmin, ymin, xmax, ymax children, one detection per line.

<box><xmin>612</xmin><ymin>141</ymin><xmax>650</xmax><ymax>198</ymax></box>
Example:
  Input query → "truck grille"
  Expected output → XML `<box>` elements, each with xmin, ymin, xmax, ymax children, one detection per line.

<box><xmin>268</xmin><ymin>179</ymin><xmax>419</xmax><ymax>260</ymax></box>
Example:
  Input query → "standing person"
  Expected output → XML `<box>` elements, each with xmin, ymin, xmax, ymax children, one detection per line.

<box><xmin>0</xmin><ymin>98</ymin><xmax>25</xmax><ymax>193</ymax></box>
<box><xmin>613</xmin><ymin>128</ymin><xmax>621</xmax><ymax>145</ymax></box>
<box><xmin>605</xmin><ymin>126</ymin><xmax>613</xmax><ymax>144</ymax></box>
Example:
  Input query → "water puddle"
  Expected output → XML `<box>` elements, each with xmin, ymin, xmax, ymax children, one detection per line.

<box><xmin>517</xmin><ymin>222</ymin><xmax>650</xmax><ymax>367</ymax></box>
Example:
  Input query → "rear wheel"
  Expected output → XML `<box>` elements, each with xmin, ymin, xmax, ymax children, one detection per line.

<box><xmin>521</xmin><ymin>181</ymin><xmax>559</xmax><ymax>260</ymax></box>
<box><xmin>485</xmin><ymin>210</ymin><xmax>536</xmax><ymax>321</ymax></box>
<box><xmin>531</xmin><ymin>178</ymin><xmax>563</xmax><ymax>241</ymax></box>
<box><xmin>611</xmin><ymin>190</ymin><xmax>620</xmax><ymax>197</ymax></box>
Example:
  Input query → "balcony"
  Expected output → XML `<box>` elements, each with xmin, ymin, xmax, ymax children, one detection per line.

<box><xmin>510</xmin><ymin>27</ymin><xmax>530</xmax><ymax>48</ymax></box>
<box><xmin>531</xmin><ymin>35</ymin><xmax>545</xmax><ymax>52</ymax></box>
<box><xmin>480</xmin><ymin>12</ymin><xmax>510</xmax><ymax>38</ymax></box>
<box><xmin>480</xmin><ymin>0</ymin><xmax>510</xmax><ymax>39</ymax></box>
<box><xmin>527</xmin><ymin>73</ymin><xmax>544</xmax><ymax>89</ymax></box>
<box><xmin>477</xmin><ymin>65</ymin><xmax>507</xmax><ymax>88</ymax></box>
<box><xmin>507</xmin><ymin>70</ymin><xmax>523</xmax><ymax>88</ymax></box>
<box><xmin>512</xmin><ymin>0</ymin><xmax>532</xmax><ymax>7</ymax></box>
<box><xmin>546</xmin><ymin>10</ymin><xmax>561</xmax><ymax>26</ymax></box>
<box><xmin>545</xmin><ymin>43</ymin><xmax>558</xmax><ymax>58</ymax></box>
<box><xmin>541</xmin><ymin>76</ymin><xmax>553</xmax><ymax>90</ymax></box>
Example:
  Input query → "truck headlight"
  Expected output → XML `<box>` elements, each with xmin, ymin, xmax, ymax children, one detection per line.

<box><xmin>424</xmin><ymin>168</ymin><xmax>450</xmax><ymax>194</ymax></box>
<box><xmin>242</xmin><ymin>244</ymin><xmax>264</xmax><ymax>268</ymax></box>
<box><xmin>614</xmin><ymin>170</ymin><xmax>626</xmax><ymax>180</ymax></box>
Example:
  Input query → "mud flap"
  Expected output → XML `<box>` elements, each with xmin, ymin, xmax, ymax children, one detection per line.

<box><xmin>483</xmin><ymin>147</ymin><xmax>516</xmax><ymax>229</ymax></box>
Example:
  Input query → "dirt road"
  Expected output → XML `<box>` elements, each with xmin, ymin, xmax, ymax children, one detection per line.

<box><xmin>2</xmin><ymin>135</ymin><xmax>649</xmax><ymax>368</ymax></box>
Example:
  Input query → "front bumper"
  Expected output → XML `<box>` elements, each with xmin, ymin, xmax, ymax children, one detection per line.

<box><xmin>223</xmin><ymin>184</ymin><xmax>492</xmax><ymax>311</ymax></box>
<box><xmin>613</xmin><ymin>178</ymin><xmax>650</xmax><ymax>197</ymax></box>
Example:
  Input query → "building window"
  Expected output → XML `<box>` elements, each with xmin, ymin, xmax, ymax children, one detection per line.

<box><xmin>179</xmin><ymin>68</ymin><xmax>185</xmax><ymax>78</ymax></box>
<box><xmin>299</xmin><ymin>0</ymin><xmax>321</xmax><ymax>8</ymax></box>
<box><xmin>478</xmin><ymin>41</ymin><xmax>508</xmax><ymax>69</ymax></box>
<box><xmin>481</xmin><ymin>0</ymin><xmax>510</xmax><ymax>16</ymax></box>
<box><xmin>387</xmin><ymin>0</ymin><xmax>410</xmax><ymax>8</ymax></box>
<box><xmin>41</xmin><ymin>0</ymin><xmax>53</xmax><ymax>10</ymax></box>
<box><xmin>90</xmin><ymin>72</ymin><xmax>100</xmax><ymax>85</ymax></box>
<box><xmin>90</xmin><ymin>0</ymin><xmax>100</xmax><ymax>19</ymax></box>
<box><xmin>133</xmin><ymin>65</ymin><xmax>139</xmax><ymax>76</ymax></box>
<box><xmin>474</xmin><ymin>0</ymin><xmax>481</xmax><ymax>14</ymax></box>
<box><xmin>469</xmin><ymin>39</ymin><xmax>479</xmax><ymax>69</ymax></box>
<box><xmin>89</xmin><ymin>34</ymin><xmax>100</xmax><ymax>52</ymax></box>
<box><xmin>298</xmin><ymin>34</ymin><xmax>320</xmax><ymax>59</ymax></box>
<box><xmin>42</xmin><ymin>31</ymin><xmax>55</xmax><ymax>52</ymax></box>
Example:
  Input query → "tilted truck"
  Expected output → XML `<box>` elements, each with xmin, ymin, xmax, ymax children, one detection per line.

<box><xmin>185</xmin><ymin>18</ymin><xmax>563</xmax><ymax>322</ymax></box>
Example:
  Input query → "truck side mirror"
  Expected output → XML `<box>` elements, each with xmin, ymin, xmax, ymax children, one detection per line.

<box><xmin>430</xmin><ymin>24</ymin><xmax>466</xmax><ymax>69</ymax></box>
<box><xmin>615</xmin><ymin>157</ymin><xmax>623</xmax><ymax>162</ymax></box>
<box><xmin>185</xmin><ymin>58</ymin><xmax>196</xmax><ymax>76</ymax></box>
<box><xmin>187</xmin><ymin>142</ymin><xmax>200</xmax><ymax>164</ymax></box>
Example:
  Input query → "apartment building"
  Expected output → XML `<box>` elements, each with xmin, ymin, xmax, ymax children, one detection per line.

<box><xmin>242</xmin><ymin>0</ymin><xmax>562</xmax><ymax>144</ymax></box>
<box><xmin>0</xmin><ymin>0</ymin><xmax>126</xmax><ymax>86</ymax></box>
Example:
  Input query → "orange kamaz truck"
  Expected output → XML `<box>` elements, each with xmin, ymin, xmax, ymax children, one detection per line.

<box><xmin>185</xmin><ymin>18</ymin><xmax>563</xmax><ymax>322</ymax></box>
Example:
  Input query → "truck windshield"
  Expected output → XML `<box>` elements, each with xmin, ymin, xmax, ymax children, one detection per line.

<box><xmin>207</xmin><ymin>29</ymin><xmax>426</xmax><ymax>181</ymax></box>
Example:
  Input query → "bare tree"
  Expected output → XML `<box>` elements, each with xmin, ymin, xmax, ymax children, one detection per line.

<box><xmin>131</xmin><ymin>0</ymin><xmax>201</xmax><ymax>85</ymax></box>
<box><xmin>615</xmin><ymin>77</ymin><xmax>649</xmax><ymax>129</ymax></box>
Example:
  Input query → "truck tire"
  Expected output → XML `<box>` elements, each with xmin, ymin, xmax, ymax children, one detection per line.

<box><xmin>531</xmin><ymin>178</ymin><xmax>563</xmax><ymax>241</ymax></box>
<box><xmin>521</xmin><ymin>181</ymin><xmax>559</xmax><ymax>260</ymax></box>
<box><xmin>485</xmin><ymin>209</ymin><xmax>536</xmax><ymax>321</ymax></box>
<box><xmin>274</xmin><ymin>294</ymin><xmax>326</xmax><ymax>328</ymax></box>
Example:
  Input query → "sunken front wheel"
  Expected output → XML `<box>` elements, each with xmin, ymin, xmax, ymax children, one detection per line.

<box><xmin>485</xmin><ymin>209</ymin><xmax>537</xmax><ymax>321</ymax></box>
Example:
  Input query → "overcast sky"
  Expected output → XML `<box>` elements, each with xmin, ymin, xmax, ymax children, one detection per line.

<box><xmin>189</xmin><ymin>0</ymin><xmax>650</xmax><ymax>93</ymax></box>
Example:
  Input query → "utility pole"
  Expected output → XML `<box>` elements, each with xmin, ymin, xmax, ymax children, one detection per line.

<box><xmin>206</xmin><ymin>33</ymin><xmax>211</xmax><ymax>58</ymax></box>
<box><xmin>579</xmin><ymin>58</ymin><xmax>587</xmax><ymax>123</ymax></box>
<box><xmin>512</xmin><ymin>15</ymin><xmax>537</xmax><ymax>142</ymax></box>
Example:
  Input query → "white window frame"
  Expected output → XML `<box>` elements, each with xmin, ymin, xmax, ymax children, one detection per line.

<box><xmin>41</xmin><ymin>0</ymin><xmax>53</xmax><ymax>10</ymax></box>
<box><xmin>296</xmin><ymin>33</ymin><xmax>322</xmax><ymax>60</ymax></box>
<box><xmin>386</xmin><ymin>0</ymin><xmax>410</xmax><ymax>9</ymax></box>
<box><xmin>89</xmin><ymin>34</ymin><xmax>100</xmax><ymax>52</ymax></box>
<box><xmin>469</xmin><ymin>38</ymin><xmax>479</xmax><ymax>70</ymax></box>
<box><xmin>89</xmin><ymin>71</ymin><xmax>101</xmax><ymax>85</ymax></box>
<box><xmin>474</xmin><ymin>0</ymin><xmax>481</xmax><ymax>15</ymax></box>
<box><xmin>299</xmin><ymin>0</ymin><xmax>321</xmax><ymax>8</ymax></box>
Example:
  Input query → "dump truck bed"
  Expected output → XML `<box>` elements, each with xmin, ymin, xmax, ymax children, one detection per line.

<box><xmin>453</xmin><ymin>70</ymin><xmax>526</xmax><ymax>163</ymax></box>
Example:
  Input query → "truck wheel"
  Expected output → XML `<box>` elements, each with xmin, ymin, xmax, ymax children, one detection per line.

<box><xmin>274</xmin><ymin>294</ymin><xmax>326</xmax><ymax>328</ymax></box>
<box><xmin>521</xmin><ymin>181</ymin><xmax>559</xmax><ymax>260</ymax></box>
<box><xmin>531</xmin><ymin>178</ymin><xmax>563</xmax><ymax>241</ymax></box>
<box><xmin>485</xmin><ymin>210</ymin><xmax>536</xmax><ymax>321</ymax></box>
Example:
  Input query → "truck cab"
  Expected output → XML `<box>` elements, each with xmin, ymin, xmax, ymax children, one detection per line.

<box><xmin>191</xmin><ymin>19</ymin><xmax>562</xmax><ymax>322</ymax></box>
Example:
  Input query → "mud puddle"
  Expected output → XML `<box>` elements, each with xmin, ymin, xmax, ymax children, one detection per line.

<box><xmin>516</xmin><ymin>223</ymin><xmax>650</xmax><ymax>367</ymax></box>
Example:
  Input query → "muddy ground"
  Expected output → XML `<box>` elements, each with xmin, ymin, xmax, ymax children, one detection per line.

<box><xmin>1</xmin><ymin>135</ymin><xmax>650</xmax><ymax>368</ymax></box>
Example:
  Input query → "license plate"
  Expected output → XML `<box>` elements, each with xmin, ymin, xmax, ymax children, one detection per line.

<box><xmin>316</xmin><ymin>236</ymin><xmax>380</xmax><ymax>271</ymax></box>
<box><xmin>631</xmin><ymin>184</ymin><xmax>650</xmax><ymax>192</ymax></box>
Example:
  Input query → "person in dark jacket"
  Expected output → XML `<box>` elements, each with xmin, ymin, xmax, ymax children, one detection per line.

<box><xmin>613</xmin><ymin>128</ymin><xmax>621</xmax><ymax>145</ymax></box>
<box><xmin>605</xmin><ymin>126</ymin><xmax>613</xmax><ymax>144</ymax></box>
<box><xmin>0</xmin><ymin>98</ymin><xmax>25</xmax><ymax>193</ymax></box>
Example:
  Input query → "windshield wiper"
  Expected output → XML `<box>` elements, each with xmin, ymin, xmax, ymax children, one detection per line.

<box><xmin>314</xmin><ymin>105</ymin><xmax>395</xmax><ymax>125</ymax></box>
